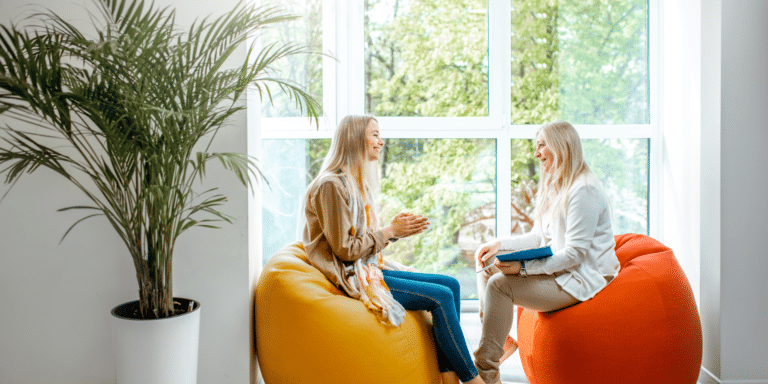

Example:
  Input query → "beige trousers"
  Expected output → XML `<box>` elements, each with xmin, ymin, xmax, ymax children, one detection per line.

<box><xmin>473</xmin><ymin>258</ymin><xmax>579</xmax><ymax>383</ymax></box>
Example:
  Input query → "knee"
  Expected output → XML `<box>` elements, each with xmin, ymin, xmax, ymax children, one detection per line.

<box><xmin>486</xmin><ymin>273</ymin><xmax>508</xmax><ymax>295</ymax></box>
<box><xmin>426</xmin><ymin>275</ymin><xmax>461</xmax><ymax>300</ymax></box>
<box><xmin>435</xmin><ymin>285</ymin><xmax>455</xmax><ymax>304</ymax></box>
<box><xmin>426</xmin><ymin>285</ymin><xmax>456</xmax><ymax>312</ymax></box>
<box><xmin>442</xmin><ymin>276</ymin><xmax>461</xmax><ymax>297</ymax></box>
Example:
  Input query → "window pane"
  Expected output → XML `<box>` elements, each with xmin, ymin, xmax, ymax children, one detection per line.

<box><xmin>260</xmin><ymin>0</ymin><xmax>323</xmax><ymax>117</ymax></box>
<box><xmin>508</xmin><ymin>138</ymin><xmax>649</xmax><ymax>238</ymax></box>
<box><xmin>261</xmin><ymin>139</ymin><xmax>330</xmax><ymax>264</ymax></box>
<box><xmin>379</xmin><ymin>139</ymin><xmax>496</xmax><ymax>299</ymax></box>
<box><xmin>261</xmin><ymin>138</ymin><xmax>497</xmax><ymax>299</ymax></box>
<box><xmin>509</xmin><ymin>139</ymin><xmax>538</xmax><ymax>234</ymax></box>
<box><xmin>365</xmin><ymin>0</ymin><xmax>489</xmax><ymax>117</ymax></box>
<box><xmin>582</xmin><ymin>139</ymin><xmax>649</xmax><ymax>234</ymax></box>
<box><xmin>511</xmin><ymin>0</ymin><xmax>649</xmax><ymax>124</ymax></box>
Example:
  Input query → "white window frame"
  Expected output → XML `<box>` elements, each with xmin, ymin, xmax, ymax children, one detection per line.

<box><xmin>257</xmin><ymin>0</ymin><xmax>662</xmax><ymax>266</ymax></box>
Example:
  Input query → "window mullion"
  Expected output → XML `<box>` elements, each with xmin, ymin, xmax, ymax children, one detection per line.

<box><xmin>497</xmin><ymin>132</ymin><xmax>513</xmax><ymax>239</ymax></box>
<box><xmin>322</xmin><ymin>0</ymin><xmax>337</xmax><ymax>130</ymax></box>
<box><xmin>649</xmin><ymin>0</ymin><xmax>663</xmax><ymax>240</ymax></box>
<box><xmin>489</xmin><ymin>0</ymin><xmax>512</xmax><ymax>128</ymax></box>
<box><xmin>491</xmin><ymin>0</ymin><xmax>512</xmax><ymax>238</ymax></box>
<box><xmin>347</xmin><ymin>0</ymin><xmax>364</xmax><ymax>115</ymax></box>
<box><xmin>333</xmin><ymin>0</ymin><xmax>350</xmax><ymax>124</ymax></box>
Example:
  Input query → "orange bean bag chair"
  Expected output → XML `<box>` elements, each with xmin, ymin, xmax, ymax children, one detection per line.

<box><xmin>255</xmin><ymin>241</ymin><xmax>443</xmax><ymax>384</ymax></box>
<box><xmin>516</xmin><ymin>233</ymin><xmax>703</xmax><ymax>384</ymax></box>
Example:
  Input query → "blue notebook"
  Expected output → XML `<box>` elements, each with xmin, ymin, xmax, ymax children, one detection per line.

<box><xmin>495</xmin><ymin>246</ymin><xmax>553</xmax><ymax>261</ymax></box>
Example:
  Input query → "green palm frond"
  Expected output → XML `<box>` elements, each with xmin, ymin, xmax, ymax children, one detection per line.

<box><xmin>0</xmin><ymin>0</ymin><xmax>321</xmax><ymax>319</ymax></box>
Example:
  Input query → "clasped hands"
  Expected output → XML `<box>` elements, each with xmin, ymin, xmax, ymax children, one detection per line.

<box><xmin>382</xmin><ymin>212</ymin><xmax>430</xmax><ymax>240</ymax></box>
<box><xmin>475</xmin><ymin>240</ymin><xmax>522</xmax><ymax>275</ymax></box>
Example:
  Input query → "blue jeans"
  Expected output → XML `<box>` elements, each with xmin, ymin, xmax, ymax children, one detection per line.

<box><xmin>382</xmin><ymin>270</ymin><xmax>479</xmax><ymax>383</ymax></box>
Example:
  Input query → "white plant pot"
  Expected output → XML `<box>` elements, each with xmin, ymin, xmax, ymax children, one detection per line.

<box><xmin>111</xmin><ymin>298</ymin><xmax>201</xmax><ymax>384</ymax></box>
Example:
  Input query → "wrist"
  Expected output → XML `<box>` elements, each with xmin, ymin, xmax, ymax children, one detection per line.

<box><xmin>382</xmin><ymin>226</ymin><xmax>397</xmax><ymax>241</ymax></box>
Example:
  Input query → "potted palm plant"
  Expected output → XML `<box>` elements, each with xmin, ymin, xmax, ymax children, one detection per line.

<box><xmin>0</xmin><ymin>0</ymin><xmax>320</xmax><ymax>382</ymax></box>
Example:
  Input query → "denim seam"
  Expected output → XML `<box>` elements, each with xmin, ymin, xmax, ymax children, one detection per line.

<box><xmin>389</xmin><ymin>286</ymin><xmax>477</xmax><ymax>381</ymax></box>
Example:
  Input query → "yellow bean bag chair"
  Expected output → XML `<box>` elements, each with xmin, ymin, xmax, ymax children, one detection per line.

<box><xmin>255</xmin><ymin>241</ymin><xmax>443</xmax><ymax>384</ymax></box>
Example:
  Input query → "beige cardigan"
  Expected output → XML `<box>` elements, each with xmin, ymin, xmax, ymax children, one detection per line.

<box><xmin>302</xmin><ymin>173</ymin><xmax>390</xmax><ymax>299</ymax></box>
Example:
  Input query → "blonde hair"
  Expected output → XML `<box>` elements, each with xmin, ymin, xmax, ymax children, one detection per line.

<box><xmin>306</xmin><ymin>114</ymin><xmax>381</xmax><ymax>231</ymax></box>
<box><xmin>534</xmin><ymin>120</ymin><xmax>593</xmax><ymax>223</ymax></box>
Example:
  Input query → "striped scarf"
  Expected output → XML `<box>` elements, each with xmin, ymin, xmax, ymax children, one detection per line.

<box><xmin>344</xmin><ymin>179</ymin><xmax>413</xmax><ymax>327</ymax></box>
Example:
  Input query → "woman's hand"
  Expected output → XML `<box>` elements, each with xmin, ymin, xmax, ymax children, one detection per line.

<box><xmin>383</xmin><ymin>212</ymin><xmax>429</xmax><ymax>239</ymax></box>
<box><xmin>475</xmin><ymin>240</ymin><xmax>501</xmax><ymax>267</ymax></box>
<box><xmin>494</xmin><ymin>260</ymin><xmax>522</xmax><ymax>275</ymax></box>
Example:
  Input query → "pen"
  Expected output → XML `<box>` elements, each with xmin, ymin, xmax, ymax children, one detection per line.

<box><xmin>476</xmin><ymin>263</ymin><xmax>495</xmax><ymax>274</ymax></box>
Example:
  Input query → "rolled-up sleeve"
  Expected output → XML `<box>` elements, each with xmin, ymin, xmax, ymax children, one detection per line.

<box><xmin>312</xmin><ymin>180</ymin><xmax>388</xmax><ymax>262</ymax></box>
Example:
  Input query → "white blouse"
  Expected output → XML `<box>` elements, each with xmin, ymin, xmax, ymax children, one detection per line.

<box><xmin>498</xmin><ymin>173</ymin><xmax>620</xmax><ymax>301</ymax></box>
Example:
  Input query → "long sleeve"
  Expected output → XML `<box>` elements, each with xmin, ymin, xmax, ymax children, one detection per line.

<box><xmin>524</xmin><ymin>182</ymin><xmax>603</xmax><ymax>275</ymax></box>
<box><xmin>520</xmin><ymin>174</ymin><xmax>619</xmax><ymax>303</ymax></box>
<box><xmin>310</xmin><ymin>179</ymin><xmax>388</xmax><ymax>262</ymax></box>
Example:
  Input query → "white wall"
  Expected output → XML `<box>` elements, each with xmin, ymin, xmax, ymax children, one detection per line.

<box><xmin>661</xmin><ymin>0</ymin><xmax>703</xmax><ymax>308</ymax></box>
<box><xmin>0</xmin><ymin>1</ymin><xmax>256</xmax><ymax>383</ymax></box>
<box><xmin>647</xmin><ymin>0</ymin><xmax>768</xmax><ymax>383</ymax></box>
<box><xmin>700</xmin><ymin>0</ymin><xmax>723</xmax><ymax>379</ymax></box>
<box><xmin>718</xmin><ymin>0</ymin><xmax>768</xmax><ymax>382</ymax></box>
<box><xmin>681</xmin><ymin>0</ymin><xmax>768</xmax><ymax>383</ymax></box>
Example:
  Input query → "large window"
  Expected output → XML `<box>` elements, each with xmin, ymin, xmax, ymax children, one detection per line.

<box><xmin>259</xmin><ymin>0</ymin><xmax>657</xmax><ymax>300</ymax></box>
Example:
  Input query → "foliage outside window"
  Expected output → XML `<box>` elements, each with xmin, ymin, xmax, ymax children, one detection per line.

<box><xmin>261</xmin><ymin>0</ymin><xmax>323</xmax><ymax>117</ymax></box>
<box><xmin>365</xmin><ymin>0</ymin><xmax>489</xmax><ymax>117</ymax></box>
<box><xmin>260</xmin><ymin>0</ymin><xmax>652</xmax><ymax>299</ymax></box>
<box><xmin>364</xmin><ymin>0</ymin><xmax>649</xmax><ymax>123</ymax></box>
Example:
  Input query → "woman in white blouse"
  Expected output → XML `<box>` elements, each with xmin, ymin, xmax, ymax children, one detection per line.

<box><xmin>472</xmin><ymin>120</ymin><xmax>620</xmax><ymax>384</ymax></box>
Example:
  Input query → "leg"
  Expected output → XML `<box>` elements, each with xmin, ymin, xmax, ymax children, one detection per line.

<box><xmin>473</xmin><ymin>273</ymin><xmax>579</xmax><ymax>384</ymax></box>
<box><xmin>384</xmin><ymin>270</ymin><xmax>461</xmax><ymax>318</ymax></box>
<box><xmin>382</xmin><ymin>271</ymin><xmax>480</xmax><ymax>383</ymax></box>
<box><xmin>441</xmin><ymin>371</ymin><xmax>460</xmax><ymax>384</ymax></box>
<box><xmin>475</xmin><ymin>255</ymin><xmax>500</xmax><ymax>322</ymax></box>
<box><xmin>476</xmin><ymin>255</ymin><xmax>518</xmax><ymax>367</ymax></box>
<box><xmin>384</xmin><ymin>270</ymin><xmax>460</xmax><ymax>372</ymax></box>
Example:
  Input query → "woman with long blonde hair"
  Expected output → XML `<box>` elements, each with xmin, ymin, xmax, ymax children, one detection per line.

<box><xmin>472</xmin><ymin>120</ymin><xmax>619</xmax><ymax>384</ymax></box>
<box><xmin>302</xmin><ymin>115</ymin><xmax>488</xmax><ymax>384</ymax></box>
